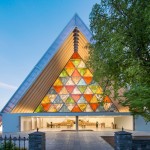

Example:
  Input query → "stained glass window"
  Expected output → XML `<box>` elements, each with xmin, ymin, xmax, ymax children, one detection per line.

<box><xmin>35</xmin><ymin>52</ymin><xmax>118</xmax><ymax>113</ymax></box>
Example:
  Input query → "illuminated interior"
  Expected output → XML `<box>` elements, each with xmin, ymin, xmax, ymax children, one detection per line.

<box><xmin>35</xmin><ymin>52</ymin><xmax>118</xmax><ymax>113</ymax></box>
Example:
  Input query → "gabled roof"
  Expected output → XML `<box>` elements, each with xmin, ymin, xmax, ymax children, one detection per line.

<box><xmin>1</xmin><ymin>14</ymin><xmax>93</xmax><ymax>113</ymax></box>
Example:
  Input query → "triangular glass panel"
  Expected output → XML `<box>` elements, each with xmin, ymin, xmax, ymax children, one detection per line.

<box><xmin>83</xmin><ymin>94</ymin><xmax>93</xmax><ymax>103</ymax></box>
<box><xmin>96</xmin><ymin>86</ymin><xmax>103</xmax><ymax>94</ymax></box>
<box><xmin>65</xmin><ymin>85</ymin><xmax>75</xmax><ymax>93</ymax></box>
<box><xmin>83</xmin><ymin>77</ymin><xmax>93</xmax><ymax>84</ymax></box>
<box><xmin>78</xmin><ymin>85</ymin><xmax>87</xmax><ymax>93</ymax></box>
<box><xmin>104</xmin><ymin>103</ymin><xmax>112</xmax><ymax>111</ymax></box>
<box><xmin>49</xmin><ymin>94</ymin><xmax>57</xmax><ymax>103</ymax></box>
<box><xmin>108</xmin><ymin>104</ymin><xmax>118</xmax><ymax>112</ymax></box>
<box><xmin>48</xmin><ymin>87</ymin><xmax>57</xmax><ymax>94</ymax></box>
<box><xmin>89</xmin><ymin>85</ymin><xmax>98</xmax><ymax>93</ymax></box>
<box><xmin>53</xmin><ymin>78</ymin><xmax>63</xmax><ymax>86</ymax></box>
<box><xmin>60</xmin><ymin>77</ymin><xmax>69</xmax><ymax>85</ymax></box>
<box><xmin>65</xmin><ymin>68</ymin><xmax>75</xmax><ymax>76</ymax></box>
<box><xmin>90</xmin><ymin>95</ymin><xmax>99</xmax><ymax>103</ymax></box>
<box><xmin>78</xmin><ymin>104</ymin><xmax>87</xmax><ymax>111</ymax></box>
<box><xmin>72</xmin><ymin>87</ymin><xmax>81</xmax><ymax>94</ymax></box>
<box><xmin>77</xmin><ymin>96</ymin><xmax>88</xmax><ymax>104</ymax></box>
<box><xmin>53</xmin><ymin>86</ymin><xmax>63</xmax><ymax>93</ymax></box>
<box><xmin>59</xmin><ymin>69</ymin><xmax>69</xmax><ymax>77</ymax></box>
<box><xmin>71</xmin><ymin>105</ymin><xmax>82</xmax><ymax>112</ymax></box>
<box><xmin>90</xmin><ymin>103</ymin><xmax>99</xmax><ymax>112</ymax></box>
<box><xmin>35</xmin><ymin>105</ymin><xmax>43</xmax><ymax>113</ymax></box>
<box><xmin>78</xmin><ymin>60</ymin><xmax>86</xmax><ymax>68</ymax></box>
<box><xmin>65</xmin><ymin>104</ymin><xmax>75</xmax><ymax>111</ymax></box>
<box><xmin>104</xmin><ymin>96</ymin><xmax>111</xmax><ymax>103</ymax></box>
<box><xmin>72</xmin><ymin>76</ymin><xmax>81</xmax><ymax>84</ymax></box>
<box><xmin>53</xmin><ymin>95</ymin><xmax>63</xmax><ymax>104</ymax></box>
<box><xmin>59</xmin><ymin>87</ymin><xmax>69</xmax><ymax>94</ymax></box>
<box><xmin>41</xmin><ymin>95</ymin><xmax>50</xmax><ymax>104</ymax></box>
<box><xmin>71</xmin><ymin>94</ymin><xmax>81</xmax><ymax>102</ymax></box>
<box><xmin>77</xmin><ymin>78</ymin><xmax>87</xmax><ymax>85</ymax></box>
<box><xmin>54</xmin><ymin>104</ymin><xmax>63</xmax><ymax>111</ymax></box>
<box><xmin>72</xmin><ymin>69</ymin><xmax>81</xmax><ymax>77</ymax></box>
<box><xmin>65</xmin><ymin>61</ymin><xmax>75</xmax><ymax>68</ymax></box>
<box><xmin>84</xmin><ymin>87</ymin><xmax>93</xmax><ymax>94</ymax></box>
<box><xmin>83</xmin><ymin>69</ymin><xmax>93</xmax><ymax>77</ymax></box>
<box><xmin>66</xmin><ymin>78</ymin><xmax>75</xmax><ymax>85</ymax></box>
<box><xmin>48</xmin><ymin>105</ymin><xmax>57</xmax><ymax>112</ymax></box>
<box><xmin>59</xmin><ymin>94</ymin><xmax>69</xmax><ymax>103</ymax></box>
<box><xmin>65</xmin><ymin>97</ymin><xmax>75</xmax><ymax>104</ymax></box>
<box><xmin>59</xmin><ymin>104</ymin><xmax>70</xmax><ymax>112</ymax></box>
<box><xmin>96</xmin><ymin>105</ymin><xmax>105</xmax><ymax>112</ymax></box>
<box><xmin>77</xmin><ymin>68</ymin><xmax>86</xmax><ymax>76</ymax></box>
<box><xmin>71</xmin><ymin>52</ymin><xmax>81</xmax><ymax>59</ymax></box>
<box><xmin>41</xmin><ymin>103</ymin><xmax>51</xmax><ymax>111</ymax></box>
<box><xmin>84</xmin><ymin>104</ymin><xmax>93</xmax><ymax>112</ymax></box>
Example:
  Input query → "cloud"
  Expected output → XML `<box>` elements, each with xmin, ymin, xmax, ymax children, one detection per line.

<box><xmin>0</xmin><ymin>82</ymin><xmax>18</xmax><ymax>90</ymax></box>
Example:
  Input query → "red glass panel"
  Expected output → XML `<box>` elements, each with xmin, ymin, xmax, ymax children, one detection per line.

<box><xmin>90</xmin><ymin>103</ymin><xmax>99</xmax><ymax>112</ymax></box>
<box><xmin>104</xmin><ymin>96</ymin><xmax>111</xmax><ymax>103</ymax></box>
<box><xmin>65</xmin><ymin>85</ymin><xmax>75</xmax><ymax>93</ymax></box>
<box><xmin>41</xmin><ymin>103</ymin><xmax>51</xmax><ymax>111</ymax></box>
<box><xmin>83</xmin><ymin>94</ymin><xmax>93</xmax><ymax>103</ymax></box>
<box><xmin>71</xmin><ymin>94</ymin><xmax>81</xmax><ymax>102</ymax></box>
<box><xmin>83</xmin><ymin>77</ymin><xmax>93</xmax><ymax>84</ymax></box>
<box><xmin>71</xmin><ymin>52</ymin><xmax>81</xmax><ymax>59</ymax></box>
<box><xmin>71</xmin><ymin>105</ymin><xmax>82</xmax><ymax>112</ymax></box>
<box><xmin>53</xmin><ymin>86</ymin><xmax>63</xmax><ymax>93</ymax></box>
<box><xmin>65</xmin><ymin>61</ymin><xmax>75</xmax><ymax>68</ymax></box>
<box><xmin>72</xmin><ymin>70</ymin><xmax>81</xmax><ymax>77</ymax></box>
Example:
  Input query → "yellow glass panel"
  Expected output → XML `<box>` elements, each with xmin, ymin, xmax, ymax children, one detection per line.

<box><xmin>59</xmin><ymin>87</ymin><xmax>69</xmax><ymax>94</ymax></box>
<box><xmin>90</xmin><ymin>95</ymin><xmax>99</xmax><ymax>103</ymax></box>
<box><xmin>96</xmin><ymin>86</ymin><xmax>103</xmax><ymax>94</ymax></box>
<box><xmin>84</xmin><ymin>69</ymin><xmax>93</xmax><ymax>77</ymax></box>
<box><xmin>65</xmin><ymin>68</ymin><xmax>75</xmax><ymax>76</ymax></box>
<box><xmin>78</xmin><ymin>104</ymin><xmax>87</xmax><ymax>111</ymax></box>
<box><xmin>41</xmin><ymin>96</ymin><xmax>50</xmax><ymax>104</ymax></box>
<box><xmin>53</xmin><ymin>78</ymin><xmax>63</xmax><ymax>86</ymax></box>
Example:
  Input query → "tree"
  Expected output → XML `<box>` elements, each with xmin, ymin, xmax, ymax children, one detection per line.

<box><xmin>88</xmin><ymin>0</ymin><xmax>150</xmax><ymax>121</ymax></box>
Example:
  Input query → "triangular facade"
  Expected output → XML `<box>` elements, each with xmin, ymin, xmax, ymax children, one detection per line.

<box><xmin>35</xmin><ymin>52</ymin><xmax>118</xmax><ymax>113</ymax></box>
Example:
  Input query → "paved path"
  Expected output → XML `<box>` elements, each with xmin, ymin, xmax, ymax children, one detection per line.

<box><xmin>46</xmin><ymin>131</ymin><xmax>113</xmax><ymax>150</ymax></box>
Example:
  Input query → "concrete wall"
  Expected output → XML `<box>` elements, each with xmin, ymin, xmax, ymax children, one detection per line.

<box><xmin>2</xmin><ymin>114</ymin><xmax>20</xmax><ymax>132</ymax></box>
<box><xmin>135</xmin><ymin>116</ymin><xmax>150</xmax><ymax>131</ymax></box>
<box><xmin>114</xmin><ymin>116</ymin><xmax>133</xmax><ymax>130</ymax></box>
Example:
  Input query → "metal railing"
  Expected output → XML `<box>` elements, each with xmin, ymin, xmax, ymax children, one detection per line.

<box><xmin>0</xmin><ymin>135</ymin><xmax>28</xmax><ymax>150</ymax></box>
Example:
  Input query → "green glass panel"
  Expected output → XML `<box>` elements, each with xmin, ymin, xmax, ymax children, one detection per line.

<box><xmin>35</xmin><ymin>105</ymin><xmax>43</xmax><ymax>112</ymax></box>
<box><xmin>59</xmin><ymin>69</ymin><xmax>69</xmax><ymax>77</ymax></box>
<box><xmin>65</xmin><ymin>97</ymin><xmax>75</xmax><ymax>104</ymax></box>
<box><xmin>71</xmin><ymin>60</ymin><xmax>81</xmax><ymax>67</ymax></box>
<box><xmin>89</xmin><ymin>85</ymin><xmax>98</xmax><ymax>93</ymax></box>
<box><xmin>78</xmin><ymin>85</ymin><xmax>87</xmax><ymax>93</ymax></box>
<box><xmin>77</xmin><ymin>68</ymin><xmax>86</xmax><ymax>76</ymax></box>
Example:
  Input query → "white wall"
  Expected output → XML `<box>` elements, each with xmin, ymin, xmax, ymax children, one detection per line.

<box><xmin>114</xmin><ymin>116</ymin><xmax>133</xmax><ymax>130</ymax></box>
<box><xmin>135</xmin><ymin>116</ymin><xmax>150</xmax><ymax>131</ymax></box>
<box><xmin>2</xmin><ymin>114</ymin><xmax>20</xmax><ymax>132</ymax></box>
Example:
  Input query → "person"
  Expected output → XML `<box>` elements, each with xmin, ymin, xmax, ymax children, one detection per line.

<box><xmin>96</xmin><ymin>121</ymin><xmax>98</xmax><ymax>128</ymax></box>
<box><xmin>50</xmin><ymin>122</ymin><xmax>53</xmax><ymax>128</ymax></box>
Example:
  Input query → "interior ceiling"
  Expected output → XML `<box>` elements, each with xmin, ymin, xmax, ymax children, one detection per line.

<box><xmin>11</xmin><ymin>29</ymin><xmax>129</xmax><ymax>113</ymax></box>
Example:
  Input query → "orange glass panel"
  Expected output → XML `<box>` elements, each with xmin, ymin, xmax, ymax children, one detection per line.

<box><xmin>72</xmin><ymin>69</ymin><xmax>81</xmax><ymax>77</ymax></box>
<box><xmin>83</xmin><ymin>94</ymin><xmax>93</xmax><ymax>103</ymax></box>
<box><xmin>53</xmin><ymin>86</ymin><xmax>63</xmax><ymax>93</ymax></box>
<box><xmin>65</xmin><ymin>61</ymin><xmax>75</xmax><ymax>68</ymax></box>
<box><xmin>71</xmin><ymin>105</ymin><xmax>82</xmax><ymax>112</ymax></box>
<box><xmin>65</xmin><ymin>85</ymin><xmax>75</xmax><ymax>93</ymax></box>
<box><xmin>104</xmin><ymin>96</ymin><xmax>111</xmax><ymax>103</ymax></box>
<box><xmin>90</xmin><ymin>103</ymin><xmax>99</xmax><ymax>112</ymax></box>
<box><xmin>41</xmin><ymin>103</ymin><xmax>51</xmax><ymax>111</ymax></box>
<box><xmin>71</xmin><ymin>52</ymin><xmax>81</xmax><ymax>59</ymax></box>
<box><xmin>71</xmin><ymin>94</ymin><xmax>81</xmax><ymax>102</ymax></box>
<box><xmin>83</xmin><ymin>77</ymin><xmax>93</xmax><ymax>84</ymax></box>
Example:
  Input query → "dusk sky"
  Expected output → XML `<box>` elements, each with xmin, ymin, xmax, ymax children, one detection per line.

<box><xmin>0</xmin><ymin>0</ymin><xmax>99</xmax><ymax>110</ymax></box>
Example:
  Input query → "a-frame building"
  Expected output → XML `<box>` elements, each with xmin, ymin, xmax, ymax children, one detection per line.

<box><xmin>1</xmin><ymin>14</ymin><xmax>148</xmax><ymax>132</ymax></box>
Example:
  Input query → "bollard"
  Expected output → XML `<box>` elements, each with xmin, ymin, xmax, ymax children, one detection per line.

<box><xmin>29</xmin><ymin>130</ymin><xmax>45</xmax><ymax>150</ymax></box>
<box><xmin>115</xmin><ymin>128</ymin><xmax>132</xmax><ymax>150</ymax></box>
